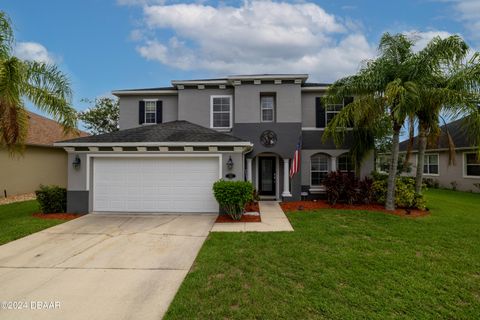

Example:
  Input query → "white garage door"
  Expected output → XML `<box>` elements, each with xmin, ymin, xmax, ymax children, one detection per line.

<box><xmin>93</xmin><ymin>157</ymin><xmax>219</xmax><ymax>213</ymax></box>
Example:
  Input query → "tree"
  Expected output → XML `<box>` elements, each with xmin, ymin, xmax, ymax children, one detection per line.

<box><xmin>411</xmin><ymin>44</ymin><xmax>480</xmax><ymax>194</ymax></box>
<box><xmin>324</xmin><ymin>33</ymin><xmax>421</xmax><ymax>210</ymax></box>
<box><xmin>0</xmin><ymin>11</ymin><xmax>76</xmax><ymax>152</ymax></box>
<box><xmin>78</xmin><ymin>97</ymin><xmax>119</xmax><ymax>134</ymax></box>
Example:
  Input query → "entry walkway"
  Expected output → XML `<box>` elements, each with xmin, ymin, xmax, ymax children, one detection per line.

<box><xmin>211</xmin><ymin>201</ymin><xmax>294</xmax><ymax>232</ymax></box>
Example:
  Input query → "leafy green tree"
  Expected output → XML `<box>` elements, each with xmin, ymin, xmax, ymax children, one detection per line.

<box><xmin>0</xmin><ymin>11</ymin><xmax>76</xmax><ymax>152</ymax></box>
<box><xmin>78</xmin><ymin>97</ymin><xmax>119</xmax><ymax>135</ymax></box>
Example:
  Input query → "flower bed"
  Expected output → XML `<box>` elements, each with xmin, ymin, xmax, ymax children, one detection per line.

<box><xmin>215</xmin><ymin>213</ymin><xmax>261</xmax><ymax>223</ymax></box>
<box><xmin>280</xmin><ymin>201</ymin><xmax>429</xmax><ymax>218</ymax></box>
<box><xmin>33</xmin><ymin>213</ymin><xmax>82</xmax><ymax>220</ymax></box>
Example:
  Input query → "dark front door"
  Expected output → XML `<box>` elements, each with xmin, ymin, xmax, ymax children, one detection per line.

<box><xmin>259</xmin><ymin>157</ymin><xmax>276</xmax><ymax>196</ymax></box>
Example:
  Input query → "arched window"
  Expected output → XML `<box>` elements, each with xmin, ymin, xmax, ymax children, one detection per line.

<box><xmin>338</xmin><ymin>153</ymin><xmax>354</xmax><ymax>172</ymax></box>
<box><xmin>311</xmin><ymin>153</ymin><xmax>330</xmax><ymax>186</ymax></box>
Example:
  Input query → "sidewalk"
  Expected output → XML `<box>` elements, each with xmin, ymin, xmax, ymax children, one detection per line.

<box><xmin>211</xmin><ymin>201</ymin><xmax>294</xmax><ymax>232</ymax></box>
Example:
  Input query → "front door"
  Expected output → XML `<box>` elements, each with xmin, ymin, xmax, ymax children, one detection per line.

<box><xmin>258</xmin><ymin>157</ymin><xmax>276</xmax><ymax>196</ymax></box>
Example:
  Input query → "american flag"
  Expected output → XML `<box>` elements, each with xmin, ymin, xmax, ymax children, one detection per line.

<box><xmin>289</xmin><ymin>136</ymin><xmax>302</xmax><ymax>178</ymax></box>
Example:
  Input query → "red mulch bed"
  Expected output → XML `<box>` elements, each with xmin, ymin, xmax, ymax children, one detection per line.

<box><xmin>280</xmin><ymin>201</ymin><xmax>430</xmax><ymax>218</ymax></box>
<box><xmin>215</xmin><ymin>214</ymin><xmax>261</xmax><ymax>223</ymax></box>
<box><xmin>33</xmin><ymin>213</ymin><xmax>82</xmax><ymax>220</ymax></box>
<box><xmin>245</xmin><ymin>202</ymin><xmax>259</xmax><ymax>212</ymax></box>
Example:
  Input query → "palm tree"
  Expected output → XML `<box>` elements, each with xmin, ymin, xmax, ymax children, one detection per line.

<box><xmin>324</xmin><ymin>33</ymin><xmax>421</xmax><ymax>210</ymax></box>
<box><xmin>0</xmin><ymin>11</ymin><xmax>77</xmax><ymax>153</ymax></box>
<box><xmin>412</xmin><ymin>47</ymin><xmax>480</xmax><ymax>194</ymax></box>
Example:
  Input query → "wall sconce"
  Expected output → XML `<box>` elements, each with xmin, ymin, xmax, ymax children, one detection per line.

<box><xmin>72</xmin><ymin>155</ymin><xmax>81</xmax><ymax>170</ymax></box>
<box><xmin>226</xmin><ymin>156</ymin><xmax>234</xmax><ymax>170</ymax></box>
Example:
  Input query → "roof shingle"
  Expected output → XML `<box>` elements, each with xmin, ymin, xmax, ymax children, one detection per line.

<box><xmin>58</xmin><ymin>121</ymin><xmax>247</xmax><ymax>144</ymax></box>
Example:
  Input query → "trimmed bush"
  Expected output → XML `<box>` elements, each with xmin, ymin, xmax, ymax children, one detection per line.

<box><xmin>371</xmin><ymin>176</ymin><xmax>426</xmax><ymax>210</ymax></box>
<box><xmin>35</xmin><ymin>185</ymin><xmax>67</xmax><ymax>213</ymax></box>
<box><xmin>212</xmin><ymin>180</ymin><xmax>254</xmax><ymax>220</ymax></box>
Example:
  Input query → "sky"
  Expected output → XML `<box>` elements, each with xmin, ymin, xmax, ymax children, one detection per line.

<box><xmin>3</xmin><ymin>0</ymin><xmax>480</xmax><ymax>114</ymax></box>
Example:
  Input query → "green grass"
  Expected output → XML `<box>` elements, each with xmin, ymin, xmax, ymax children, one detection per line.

<box><xmin>165</xmin><ymin>189</ymin><xmax>480</xmax><ymax>319</ymax></box>
<box><xmin>0</xmin><ymin>200</ymin><xmax>66</xmax><ymax>245</ymax></box>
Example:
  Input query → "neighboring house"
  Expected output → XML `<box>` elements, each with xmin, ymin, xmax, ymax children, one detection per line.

<box><xmin>0</xmin><ymin>112</ymin><xmax>88</xmax><ymax>198</ymax></box>
<box><xmin>56</xmin><ymin>74</ymin><xmax>374</xmax><ymax>214</ymax></box>
<box><xmin>377</xmin><ymin>117</ymin><xmax>480</xmax><ymax>192</ymax></box>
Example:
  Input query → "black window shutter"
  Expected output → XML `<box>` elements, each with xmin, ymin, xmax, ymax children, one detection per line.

<box><xmin>344</xmin><ymin>96</ymin><xmax>354</xmax><ymax>106</ymax></box>
<box><xmin>156</xmin><ymin>100</ymin><xmax>163</xmax><ymax>124</ymax></box>
<box><xmin>315</xmin><ymin>97</ymin><xmax>325</xmax><ymax>128</ymax></box>
<box><xmin>139</xmin><ymin>100</ymin><xmax>145</xmax><ymax>124</ymax></box>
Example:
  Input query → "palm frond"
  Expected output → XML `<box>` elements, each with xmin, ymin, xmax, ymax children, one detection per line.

<box><xmin>0</xmin><ymin>11</ymin><xmax>13</xmax><ymax>59</ymax></box>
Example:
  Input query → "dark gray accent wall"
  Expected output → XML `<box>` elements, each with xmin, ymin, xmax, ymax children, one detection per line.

<box><xmin>302</xmin><ymin>130</ymin><xmax>355</xmax><ymax>149</ymax></box>
<box><xmin>233</xmin><ymin>123</ymin><xmax>301</xmax><ymax>158</ymax></box>
<box><xmin>67</xmin><ymin>190</ymin><xmax>89</xmax><ymax>214</ymax></box>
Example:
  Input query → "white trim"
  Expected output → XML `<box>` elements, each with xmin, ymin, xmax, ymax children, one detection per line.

<box><xmin>197</xmin><ymin>84</ymin><xmax>205</xmax><ymax>90</ymax></box>
<box><xmin>87</xmin><ymin>153</ymin><xmax>222</xmax><ymax>193</ymax></box>
<box><xmin>143</xmin><ymin>99</ymin><xmax>158</xmax><ymax>124</ymax></box>
<box><xmin>56</xmin><ymin>141</ymin><xmax>252</xmax><ymax>147</ymax></box>
<box><xmin>260</xmin><ymin>95</ymin><xmax>275</xmax><ymax>123</ymax></box>
<box><xmin>274</xmin><ymin>79</ymin><xmax>282</xmax><ymax>85</ymax></box>
<box><xmin>254</xmin><ymin>79</ymin><xmax>261</xmax><ymax>85</ymax></box>
<box><xmin>301</xmin><ymin>86</ymin><xmax>329</xmax><ymax>92</ymax></box>
<box><xmin>228</xmin><ymin>74</ymin><xmax>308</xmax><ymax>81</ymax></box>
<box><xmin>310</xmin><ymin>153</ymin><xmax>330</xmax><ymax>187</ymax></box>
<box><xmin>463</xmin><ymin>151</ymin><xmax>480</xmax><ymax>179</ymax></box>
<box><xmin>421</xmin><ymin>153</ymin><xmax>440</xmax><ymax>177</ymax></box>
<box><xmin>171</xmin><ymin>79</ymin><xmax>228</xmax><ymax>86</ymax></box>
<box><xmin>210</xmin><ymin>95</ymin><xmax>233</xmax><ymax>130</ymax></box>
<box><xmin>281</xmin><ymin>158</ymin><xmax>292</xmax><ymax>197</ymax></box>
<box><xmin>112</xmin><ymin>90</ymin><xmax>177</xmax><ymax>96</ymax></box>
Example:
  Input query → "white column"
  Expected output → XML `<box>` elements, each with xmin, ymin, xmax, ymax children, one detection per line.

<box><xmin>331</xmin><ymin>156</ymin><xmax>337</xmax><ymax>172</ymax></box>
<box><xmin>246</xmin><ymin>158</ymin><xmax>253</xmax><ymax>182</ymax></box>
<box><xmin>282</xmin><ymin>158</ymin><xmax>292</xmax><ymax>197</ymax></box>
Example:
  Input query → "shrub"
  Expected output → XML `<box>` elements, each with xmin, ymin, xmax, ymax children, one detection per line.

<box><xmin>324</xmin><ymin>171</ymin><xmax>358</xmax><ymax>205</ymax></box>
<box><xmin>371</xmin><ymin>176</ymin><xmax>426</xmax><ymax>210</ymax></box>
<box><xmin>423</xmin><ymin>178</ymin><xmax>439</xmax><ymax>189</ymax></box>
<box><xmin>35</xmin><ymin>185</ymin><xmax>67</xmax><ymax>213</ymax></box>
<box><xmin>212</xmin><ymin>180</ymin><xmax>254</xmax><ymax>220</ymax></box>
<box><xmin>357</xmin><ymin>177</ymin><xmax>374</xmax><ymax>204</ymax></box>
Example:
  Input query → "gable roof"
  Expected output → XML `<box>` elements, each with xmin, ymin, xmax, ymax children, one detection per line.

<box><xmin>26</xmin><ymin>112</ymin><xmax>89</xmax><ymax>147</ymax></box>
<box><xmin>399</xmin><ymin>117</ymin><xmax>475</xmax><ymax>152</ymax></box>
<box><xmin>56</xmin><ymin>120</ymin><xmax>249</xmax><ymax>145</ymax></box>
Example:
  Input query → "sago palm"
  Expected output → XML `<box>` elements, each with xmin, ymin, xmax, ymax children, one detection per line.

<box><xmin>0</xmin><ymin>11</ymin><xmax>77</xmax><ymax>152</ymax></box>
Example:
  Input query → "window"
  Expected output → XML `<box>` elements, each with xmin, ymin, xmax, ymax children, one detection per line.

<box><xmin>465</xmin><ymin>152</ymin><xmax>480</xmax><ymax>177</ymax></box>
<box><xmin>338</xmin><ymin>153</ymin><xmax>354</xmax><ymax>172</ymax></box>
<box><xmin>211</xmin><ymin>96</ymin><xmax>232</xmax><ymax>129</ymax></box>
<box><xmin>376</xmin><ymin>154</ymin><xmax>390</xmax><ymax>173</ymax></box>
<box><xmin>423</xmin><ymin>154</ymin><xmax>439</xmax><ymax>175</ymax></box>
<box><xmin>261</xmin><ymin>95</ymin><xmax>275</xmax><ymax>122</ymax></box>
<box><xmin>311</xmin><ymin>154</ymin><xmax>330</xmax><ymax>186</ymax></box>
<box><xmin>325</xmin><ymin>100</ymin><xmax>343</xmax><ymax>124</ymax></box>
<box><xmin>144</xmin><ymin>100</ymin><xmax>156</xmax><ymax>124</ymax></box>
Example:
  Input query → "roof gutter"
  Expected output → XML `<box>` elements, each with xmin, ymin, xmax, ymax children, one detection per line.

<box><xmin>54</xmin><ymin>141</ymin><xmax>254</xmax><ymax>147</ymax></box>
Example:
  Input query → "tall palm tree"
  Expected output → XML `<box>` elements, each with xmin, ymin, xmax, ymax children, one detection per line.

<box><xmin>412</xmin><ymin>48</ymin><xmax>480</xmax><ymax>194</ymax></box>
<box><xmin>324</xmin><ymin>33</ymin><xmax>421</xmax><ymax>210</ymax></box>
<box><xmin>0</xmin><ymin>11</ymin><xmax>77</xmax><ymax>153</ymax></box>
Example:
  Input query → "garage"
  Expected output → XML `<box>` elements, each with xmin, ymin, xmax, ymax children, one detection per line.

<box><xmin>93</xmin><ymin>156</ymin><xmax>220</xmax><ymax>213</ymax></box>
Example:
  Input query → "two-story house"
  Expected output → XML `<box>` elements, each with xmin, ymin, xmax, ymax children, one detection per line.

<box><xmin>57</xmin><ymin>74</ymin><xmax>374</xmax><ymax>214</ymax></box>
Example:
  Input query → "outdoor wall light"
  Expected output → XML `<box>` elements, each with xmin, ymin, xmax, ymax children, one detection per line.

<box><xmin>72</xmin><ymin>155</ymin><xmax>81</xmax><ymax>170</ymax></box>
<box><xmin>226</xmin><ymin>156</ymin><xmax>234</xmax><ymax>170</ymax></box>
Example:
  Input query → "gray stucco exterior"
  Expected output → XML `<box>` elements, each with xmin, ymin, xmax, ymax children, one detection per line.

<box><xmin>61</xmin><ymin>74</ymin><xmax>376</xmax><ymax>212</ymax></box>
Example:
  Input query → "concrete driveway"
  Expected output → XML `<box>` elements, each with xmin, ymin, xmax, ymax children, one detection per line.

<box><xmin>0</xmin><ymin>213</ymin><xmax>216</xmax><ymax>320</ymax></box>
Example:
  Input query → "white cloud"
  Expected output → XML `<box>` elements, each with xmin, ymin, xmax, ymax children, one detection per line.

<box><xmin>14</xmin><ymin>42</ymin><xmax>54</xmax><ymax>64</ymax></box>
<box><xmin>404</xmin><ymin>30</ymin><xmax>454</xmax><ymax>51</ymax></box>
<box><xmin>129</xmin><ymin>1</ymin><xmax>375</xmax><ymax>82</ymax></box>
<box><xmin>448</xmin><ymin>0</ymin><xmax>480</xmax><ymax>40</ymax></box>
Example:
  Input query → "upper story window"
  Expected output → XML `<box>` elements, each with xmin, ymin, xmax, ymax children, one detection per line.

<box><xmin>210</xmin><ymin>95</ymin><xmax>232</xmax><ymax>129</ymax></box>
<box><xmin>423</xmin><ymin>154</ymin><xmax>439</xmax><ymax>175</ymax></box>
<box><xmin>338</xmin><ymin>153</ymin><xmax>354</xmax><ymax>172</ymax></box>
<box><xmin>260</xmin><ymin>94</ymin><xmax>275</xmax><ymax>122</ymax></box>
<box><xmin>144</xmin><ymin>100</ymin><xmax>157</xmax><ymax>124</ymax></box>
<box><xmin>311</xmin><ymin>153</ymin><xmax>330</xmax><ymax>186</ymax></box>
<box><xmin>325</xmin><ymin>100</ymin><xmax>344</xmax><ymax>125</ymax></box>
<box><xmin>464</xmin><ymin>152</ymin><xmax>480</xmax><ymax>177</ymax></box>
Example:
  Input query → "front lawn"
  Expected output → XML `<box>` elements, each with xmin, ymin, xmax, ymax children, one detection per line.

<box><xmin>0</xmin><ymin>200</ymin><xmax>66</xmax><ymax>245</ymax></box>
<box><xmin>165</xmin><ymin>189</ymin><xmax>480</xmax><ymax>319</ymax></box>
